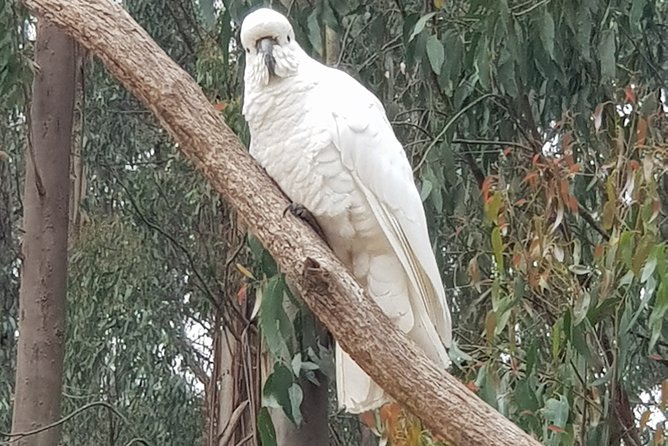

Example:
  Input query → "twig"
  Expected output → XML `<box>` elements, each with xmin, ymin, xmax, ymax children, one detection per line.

<box><xmin>234</xmin><ymin>432</ymin><xmax>254</xmax><ymax>446</ymax></box>
<box><xmin>0</xmin><ymin>401</ymin><xmax>152</xmax><ymax>445</ymax></box>
<box><xmin>453</xmin><ymin>138</ymin><xmax>534</xmax><ymax>153</ymax></box>
<box><xmin>218</xmin><ymin>400</ymin><xmax>249</xmax><ymax>445</ymax></box>
<box><xmin>335</xmin><ymin>16</ymin><xmax>355</xmax><ymax>68</ymax></box>
<box><xmin>577</xmin><ymin>202</ymin><xmax>610</xmax><ymax>241</ymax></box>
<box><xmin>414</xmin><ymin>94</ymin><xmax>495</xmax><ymax>172</ymax></box>
<box><xmin>512</xmin><ymin>0</ymin><xmax>550</xmax><ymax>17</ymax></box>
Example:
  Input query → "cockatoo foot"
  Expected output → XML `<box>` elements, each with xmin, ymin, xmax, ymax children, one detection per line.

<box><xmin>284</xmin><ymin>202</ymin><xmax>327</xmax><ymax>241</ymax></box>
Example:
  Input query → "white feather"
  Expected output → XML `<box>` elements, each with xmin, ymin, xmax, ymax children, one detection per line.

<box><xmin>242</xmin><ymin>8</ymin><xmax>452</xmax><ymax>414</ymax></box>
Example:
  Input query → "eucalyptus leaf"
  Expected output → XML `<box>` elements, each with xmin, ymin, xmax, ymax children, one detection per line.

<box><xmin>409</xmin><ymin>13</ymin><xmax>436</xmax><ymax>42</ymax></box>
<box><xmin>426</xmin><ymin>35</ymin><xmax>444</xmax><ymax>75</ymax></box>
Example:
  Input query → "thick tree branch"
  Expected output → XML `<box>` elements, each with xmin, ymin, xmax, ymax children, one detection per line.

<box><xmin>23</xmin><ymin>1</ymin><xmax>541</xmax><ymax>444</ymax></box>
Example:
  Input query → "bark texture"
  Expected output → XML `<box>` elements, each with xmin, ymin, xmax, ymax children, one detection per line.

<box><xmin>22</xmin><ymin>1</ymin><xmax>541</xmax><ymax>444</ymax></box>
<box><xmin>10</xmin><ymin>21</ymin><xmax>74</xmax><ymax>446</ymax></box>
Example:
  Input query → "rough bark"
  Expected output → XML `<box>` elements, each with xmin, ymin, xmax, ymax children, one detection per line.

<box><xmin>22</xmin><ymin>1</ymin><xmax>541</xmax><ymax>444</ymax></box>
<box><xmin>10</xmin><ymin>20</ymin><xmax>74</xmax><ymax>446</ymax></box>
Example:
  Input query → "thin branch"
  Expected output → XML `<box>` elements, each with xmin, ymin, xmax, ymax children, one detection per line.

<box><xmin>512</xmin><ymin>0</ymin><xmax>549</xmax><ymax>17</ymax></box>
<box><xmin>335</xmin><ymin>16</ymin><xmax>355</xmax><ymax>68</ymax></box>
<box><xmin>0</xmin><ymin>402</ymin><xmax>152</xmax><ymax>446</ymax></box>
<box><xmin>218</xmin><ymin>400</ymin><xmax>249</xmax><ymax>445</ymax></box>
<box><xmin>414</xmin><ymin>93</ymin><xmax>495</xmax><ymax>172</ymax></box>
<box><xmin>577</xmin><ymin>202</ymin><xmax>610</xmax><ymax>241</ymax></box>
<box><xmin>453</xmin><ymin>137</ymin><xmax>534</xmax><ymax>153</ymax></box>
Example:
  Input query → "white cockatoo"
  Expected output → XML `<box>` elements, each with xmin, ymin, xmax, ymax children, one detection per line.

<box><xmin>241</xmin><ymin>8</ymin><xmax>452</xmax><ymax>414</ymax></box>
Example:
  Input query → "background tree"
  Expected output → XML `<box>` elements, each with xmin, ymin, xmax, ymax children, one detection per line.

<box><xmin>1</xmin><ymin>0</ymin><xmax>666</xmax><ymax>445</ymax></box>
<box><xmin>10</xmin><ymin>20</ymin><xmax>75</xmax><ymax>445</ymax></box>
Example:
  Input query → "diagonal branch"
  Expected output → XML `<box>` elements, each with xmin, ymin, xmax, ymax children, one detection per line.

<box><xmin>23</xmin><ymin>0</ymin><xmax>541</xmax><ymax>444</ymax></box>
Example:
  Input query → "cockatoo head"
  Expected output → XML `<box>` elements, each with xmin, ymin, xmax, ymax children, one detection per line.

<box><xmin>241</xmin><ymin>8</ymin><xmax>299</xmax><ymax>86</ymax></box>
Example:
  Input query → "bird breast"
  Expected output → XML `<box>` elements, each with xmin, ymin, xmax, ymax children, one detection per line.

<box><xmin>246</xmin><ymin>78</ymin><xmax>381</xmax><ymax>258</ymax></box>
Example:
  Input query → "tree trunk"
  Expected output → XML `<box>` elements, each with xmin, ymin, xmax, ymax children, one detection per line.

<box><xmin>22</xmin><ymin>1</ymin><xmax>542</xmax><ymax>444</ymax></box>
<box><xmin>10</xmin><ymin>20</ymin><xmax>74</xmax><ymax>446</ymax></box>
<box><xmin>263</xmin><ymin>291</ymin><xmax>329</xmax><ymax>446</ymax></box>
<box><xmin>269</xmin><ymin>375</ymin><xmax>329</xmax><ymax>446</ymax></box>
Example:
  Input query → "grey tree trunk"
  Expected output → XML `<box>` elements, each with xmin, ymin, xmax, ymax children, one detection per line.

<box><xmin>269</xmin><ymin>375</ymin><xmax>329</xmax><ymax>446</ymax></box>
<box><xmin>10</xmin><ymin>20</ymin><xmax>75</xmax><ymax>446</ymax></box>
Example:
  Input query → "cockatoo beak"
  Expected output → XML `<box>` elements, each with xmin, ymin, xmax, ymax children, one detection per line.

<box><xmin>256</xmin><ymin>37</ymin><xmax>277</xmax><ymax>77</ymax></box>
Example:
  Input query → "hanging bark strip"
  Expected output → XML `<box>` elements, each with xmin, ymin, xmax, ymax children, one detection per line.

<box><xmin>22</xmin><ymin>1</ymin><xmax>540</xmax><ymax>444</ymax></box>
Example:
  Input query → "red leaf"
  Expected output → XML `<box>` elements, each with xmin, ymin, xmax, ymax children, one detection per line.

<box><xmin>465</xmin><ymin>381</ymin><xmax>480</xmax><ymax>393</ymax></box>
<box><xmin>624</xmin><ymin>85</ymin><xmax>635</xmax><ymax>104</ymax></box>
<box><xmin>547</xmin><ymin>425</ymin><xmax>566</xmax><ymax>433</ymax></box>
<box><xmin>481</xmin><ymin>176</ymin><xmax>496</xmax><ymax>203</ymax></box>
<box><xmin>360</xmin><ymin>411</ymin><xmax>375</xmax><ymax>429</ymax></box>
<box><xmin>237</xmin><ymin>283</ymin><xmax>247</xmax><ymax>305</ymax></box>
<box><xmin>637</xmin><ymin>118</ymin><xmax>648</xmax><ymax>146</ymax></box>
<box><xmin>628</xmin><ymin>160</ymin><xmax>640</xmax><ymax>171</ymax></box>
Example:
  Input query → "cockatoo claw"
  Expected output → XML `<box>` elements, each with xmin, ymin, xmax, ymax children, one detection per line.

<box><xmin>284</xmin><ymin>202</ymin><xmax>327</xmax><ymax>241</ymax></box>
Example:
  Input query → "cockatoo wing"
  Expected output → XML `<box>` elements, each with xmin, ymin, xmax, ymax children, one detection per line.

<box><xmin>321</xmin><ymin>68</ymin><xmax>452</xmax><ymax>353</ymax></box>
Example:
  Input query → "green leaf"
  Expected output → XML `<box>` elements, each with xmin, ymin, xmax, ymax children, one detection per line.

<box><xmin>454</xmin><ymin>73</ymin><xmax>478</xmax><ymax>109</ymax></box>
<box><xmin>485</xmin><ymin>192</ymin><xmax>503</xmax><ymax>224</ymax></box>
<box><xmin>420</xmin><ymin>178</ymin><xmax>433</xmax><ymax>202</ymax></box>
<box><xmin>426</xmin><ymin>35</ymin><xmax>444</xmax><ymax>75</ymax></box>
<box><xmin>262</xmin><ymin>363</ymin><xmax>296</xmax><ymax>421</ymax></box>
<box><xmin>576</xmin><ymin>4</ymin><xmax>592</xmax><ymax>60</ymax></box>
<box><xmin>551</xmin><ymin>318</ymin><xmax>563</xmax><ymax>359</ymax></box>
<box><xmin>448</xmin><ymin>339</ymin><xmax>473</xmax><ymax>366</ymax></box>
<box><xmin>543</xmin><ymin>395</ymin><xmax>569</xmax><ymax>429</ymax></box>
<box><xmin>288</xmin><ymin>384</ymin><xmax>304</xmax><ymax>426</ymax></box>
<box><xmin>291</xmin><ymin>353</ymin><xmax>302</xmax><ymax>376</ymax></box>
<box><xmin>474</xmin><ymin>36</ymin><xmax>491</xmax><ymax>90</ymax></box>
<box><xmin>260</xmin><ymin>276</ymin><xmax>294</xmax><ymax>361</ymax></box>
<box><xmin>257</xmin><ymin>407</ymin><xmax>277</xmax><ymax>446</ymax></box>
<box><xmin>539</xmin><ymin>9</ymin><xmax>555</xmax><ymax>60</ymax></box>
<box><xmin>409</xmin><ymin>13</ymin><xmax>436</xmax><ymax>42</ymax></box>
<box><xmin>641</xmin><ymin>253</ymin><xmax>657</xmax><ymax>283</ymax></box>
<box><xmin>573</xmin><ymin>292</ymin><xmax>591</xmax><ymax>326</ymax></box>
<box><xmin>441</xmin><ymin>143</ymin><xmax>457</xmax><ymax>185</ymax></box>
<box><xmin>632</xmin><ymin>235</ymin><xmax>653</xmax><ymax>277</ymax></box>
<box><xmin>629</xmin><ymin>0</ymin><xmax>645</xmax><ymax>33</ymax></box>
<box><xmin>648</xmin><ymin>281</ymin><xmax>668</xmax><ymax>351</ymax></box>
<box><xmin>599</xmin><ymin>29</ymin><xmax>616</xmax><ymax>80</ymax></box>
<box><xmin>491</xmin><ymin>227</ymin><xmax>504</xmax><ymax>272</ymax></box>
<box><xmin>307</xmin><ymin>11</ymin><xmax>322</xmax><ymax>56</ymax></box>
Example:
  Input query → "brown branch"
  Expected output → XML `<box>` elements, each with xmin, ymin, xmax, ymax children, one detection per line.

<box><xmin>577</xmin><ymin>202</ymin><xmax>610</xmax><ymax>241</ymax></box>
<box><xmin>23</xmin><ymin>1</ymin><xmax>541</xmax><ymax>444</ymax></box>
<box><xmin>218</xmin><ymin>400</ymin><xmax>249</xmax><ymax>446</ymax></box>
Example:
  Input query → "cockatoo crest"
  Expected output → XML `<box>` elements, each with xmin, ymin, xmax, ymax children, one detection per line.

<box><xmin>240</xmin><ymin>8</ymin><xmax>300</xmax><ymax>86</ymax></box>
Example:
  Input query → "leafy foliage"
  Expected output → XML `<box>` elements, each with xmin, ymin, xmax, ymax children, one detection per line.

<box><xmin>1</xmin><ymin>0</ymin><xmax>666</xmax><ymax>445</ymax></box>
